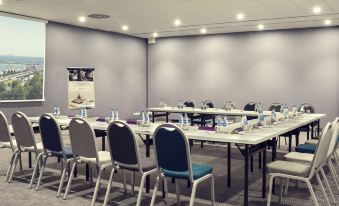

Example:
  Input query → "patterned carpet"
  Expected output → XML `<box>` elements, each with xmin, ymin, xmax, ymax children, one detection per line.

<box><xmin>0</xmin><ymin>131</ymin><xmax>338</xmax><ymax>206</ymax></box>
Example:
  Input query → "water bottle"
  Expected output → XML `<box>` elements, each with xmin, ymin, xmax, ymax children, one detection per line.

<box><xmin>258</xmin><ymin>102</ymin><xmax>262</xmax><ymax>113</ymax></box>
<box><xmin>179</xmin><ymin>114</ymin><xmax>184</xmax><ymax>126</ymax></box>
<box><xmin>223</xmin><ymin>116</ymin><xmax>228</xmax><ymax>127</ymax></box>
<box><xmin>217</xmin><ymin>116</ymin><xmax>222</xmax><ymax>127</ymax></box>
<box><xmin>292</xmin><ymin>105</ymin><xmax>297</xmax><ymax>115</ymax></box>
<box><xmin>271</xmin><ymin>110</ymin><xmax>275</xmax><ymax>122</ymax></box>
<box><xmin>184</xmin><ymin>113</ymin><xmax>188</xmax><ymax>126</ymax></box>
<box><xmin>110</xmin><ymin>109</ymin><xmax>114</xmax><ymax>120</ymax></box>
<box><xmin>141</xmin><ymin>111</ymin><xmax>146</xmax><ymax>123</ymax></box>
<box><xmin>283</xmin><ymin>106</ymin><xmax>288</xmax><ymax>119</ymax></box>
<box><xmin>242</xmin><ymin>116</ymin><xmax>248</xmax><ymax>129</ymax></box>
<box><xmin>300</xmin><ymin>105</ymin><xmax>305</xmax><ymax>114</ymax></box>
<box><xmin>114</xmin><ymin>109</ymin><xmax>119</xmax><ymax>120</ymax></box>
<box><xmin>79</xmin><ymin>107</ymin><xmax>83</xmax><ymax>118</ymax></box>
<box><xmin>145</xmin><ymin>111</ymin><xmax>150</xmax><ymax>124</ymax></box>
<box><xmin>255</xmin><ymin>103</ymin><xmax>258</xmax><ymax>112</ymax></box>
<box><xmin>83</xmin><ymin>107</ymin><xmax>87</xmax><ymax>118</ymax></box>
<box><xmin>56</xmin><ymin>106</ymin><xmax>60</xmax><ymax>116</ymax></box>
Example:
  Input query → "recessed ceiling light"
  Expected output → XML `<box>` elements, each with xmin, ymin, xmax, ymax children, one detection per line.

<box><xmin>257</xmin><ymin>24</ymin><xmax>264</xmax><ymax>30</ymax></box>
<box><xmin>313</xmin><ymin>6</ymin><xmax>321</xmax><ymax>14</ymax></box>
<box><xmin>153</xmin><ymin>32</ymin><xmax>158</xmax><ymax>38</ymax></box>
<box><xmin>200</xmin><ymin>28</ymin><xmax>207</xmax><ymax>34</ymax></box>
<box><xmin>122</xmin><ymin>25</ymin><xmax>129</xmax><ymax>31</ymax></box>
<box><xmin>78</xmin><ymin>16</ymin><xmax>86</xmax><ymax>23</ymax></box>
<box><xmin>0</xmin><ymin>0</ymin><xmax>3</xmax><ymax>5</ymax></box>
<box><xmin>324</xmin><ymin>19</ymin><xmax>332</xmax><ymax>26</ymax></box>
<box><xmin>237</xmin><ymin>13</ymin><xmax>245</xmax><ymax>20</ymax></box>
<box><xmin>174</xmin><ymin>19</ymin><xmax>181</xmax><ymax>26</ymax></box>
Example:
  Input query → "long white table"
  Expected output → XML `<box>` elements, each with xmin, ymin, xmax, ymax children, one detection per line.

<box><xmin>27</xmin><ymin>113</ymin><xmax>325</xmax><ymax>206</ymax></box>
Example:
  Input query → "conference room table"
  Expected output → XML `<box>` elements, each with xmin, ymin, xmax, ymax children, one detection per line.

<box><xmin>27</xmin><ymin>113</ymin><xmax>325</xmax><ymax>206</ymax></box>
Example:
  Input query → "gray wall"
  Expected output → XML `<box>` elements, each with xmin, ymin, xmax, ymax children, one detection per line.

<box><xmin>0</xmin><ymin>22</ymin><xmax>147</xmax><ymax>120</ymax></box>
<box><xmin>148</xmin><ymin>27</ymin><xmax>339</xmax><ymax>124</ymax></box>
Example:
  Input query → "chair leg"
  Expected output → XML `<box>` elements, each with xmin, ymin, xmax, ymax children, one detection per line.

<box><xmin>210</xmin><ymin>175</ymin><xmax>215</xmax><ymax>206</ymax></box>
<box><xmin>284</xmin><ymin>178</ymin><xmax>289</xmax><ymax>196</ymax></box>
<box><xmin>63</xmin><ymin>162</ymin><xmax>77</xmax><ymax>200</ymax></box>
<box><xmin>279</xmin><ymin>178</ymin><xmax>284</xmax><ymax>203</ymax></box>
<box><xmin>36</xmin><ymin>156</ymin><xmax>48</xmax><ymax>191</ymax></box>
<box><xmin>150</xmin><ymin>176</ymin><xmax>160</xmax><ymax>206</ymax></box>
<box><xmin>122</xmin><ymin>169</ymin><xmax>127</xmax><ymax>193</ymax></box>
<box><xmin>57</xmin><ymin>159</ymin><xmax>70</xmax><ymax>197</ymax></box>
<box><xmin>136</xmin><ymin>173</ymin><xmax>147</xmax><ymax>206</ymax></box>
<box><xmin>164</xmin><ymin>176</ymin><xmax>168</xmax><ymax>199</ymax></box>
<box><xmin>267</xmin><ymin>175</ymin><xmax>274</xmax><ymax>206</ymax></box>
<box><xmin>315</xmin><ymin>173</ymin><xmax>330</xmax><ymax>206</ymax></box>
<box><xmin>320</xmin><ymin>168</ymin><xmax>336</xmax><ymax>204</ymax></box>
<box><xmin>328</xmin><ymin>160</ymin><xmax>339</xmax><ymax>191</ymax></box>
<box><xmin>103</xmin><ymin>168</ymin><xmax>115</xmax><ymax>206</ymax></box>
<box><xmin>29</xmin><ymin>153</ymin><xmax>43</xmax><ymax>189</ymax></box>
<box><xmin>5</xmin><ymin>151</ymin><xmax>17</xmax><ymax>182</ymax></box>
<box><xmin>8</xmin><ymin>151</ymin><xmax>20</xmax><ymax>183</ymax></box>
<box><xmin>131</xmin><ymin>171</ymin><xmax>135</xmax><ymax>194</ymax></box>
<box><xmin>19</xmin><ymin>153</ymin><xmax>23</xmax><ymax>171</ymax></box>
<box><xmin>175</xmin><ymin>179</ymin><xmax>180</xmax><ymax>205</ymax></box>
<box><xmin>305</xmin><ymin>179</ymin><xmax>319</xmax><ymax>206</ymax></box>
<box><xmin>189</xmin><ymin>181</ymin><xmax>198</xmax><ymax>206</ymax></box>
<box><xmin>90</xmin><ymin>167</ymin><xmax>103</xmax><ymax>206</ymax></box>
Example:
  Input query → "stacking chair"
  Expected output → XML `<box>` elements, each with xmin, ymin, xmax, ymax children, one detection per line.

<box><xmin>63</xmin><ymin>118</ymin><xmax>111</xmax><ymax>206</ymax></box>
<box><xmin>267</xmin><ymin>122</ymin><xmax>332</xmax><ymax>206</ymax></box>
<box><xmin>6</xmin><ymin>112</ymin><xmax>43</xmax><ymax>183</ymax></box>
<box><xmin>244</xmin><ymin>102</ymin><xmax>257</xmax><ymax>120</ymax></box>
<box><xmin>304</xmin><ymin>117</ymin><xmax>339</xmax><ymax>146</ymax></box>
<box><xmin>299</xmin><ymin>103</ymin><xmax>318</xmax><ymax>139</ymax></box>
<box><xmin>150</xmin><ymin>124</ymin><xmax>215</xmax><ymax>206</ymax></box>
<box><xmin>0</xmin><ymin>111</ymin><xmax>19</xmax><ymax>181</ymax></box>
<box><xmin>285</xmin><ymin>119</ymin><xmax>339</xmax><ymax>196</ymax></box>
<box><xmin>28</xmin><ymin>114</ymin><xmax>73</xmax><ymax>196</ymax></box>
<box><xmin>103</xmin><ymin>121</ymin><xmax>157</xmax><ymax>206</ymax></box>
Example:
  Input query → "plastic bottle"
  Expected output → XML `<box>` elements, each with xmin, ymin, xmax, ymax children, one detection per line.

<box><xmin>114</xmin><ymin>109</ymin><xmax>119</xmax><ymax>120</ymax></box>
<box><xmin>223</xmin><ymin>116</ymin><xmax>228</xmax><ymax>127</ymax></box>
<box><xmin>110</xmin><ymin>109</ymin><xmax>114</xmax><ymax>120</ymax></box>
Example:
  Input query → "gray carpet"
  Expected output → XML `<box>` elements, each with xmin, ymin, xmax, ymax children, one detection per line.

<box><xmin>0</xmin><ymin>131</ymin><xmax>338</xmax><ymax>206</ymax></box>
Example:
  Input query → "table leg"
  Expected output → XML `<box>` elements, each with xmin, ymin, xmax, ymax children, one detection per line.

<box><xmin>166</xmin><ymin>112</ymin><xmax>169</xmax><ymax>123</ymax></box>
<box><xmin>296</xmin><ymin>130</ymin><xmax>300</xmax><ymax>146</ymax></box>
<box><xmin>28</xmin><ymin>152</ymin><xmax>32</xmax><ymax>168</ymax></box>
<box><xmin>262</xmin><ymin>142</ymin><xmax>267</xmax><ymax>198</ymax></box>
<box><xmin>317</xmin><ymin>120</ymin><xmax>320</xmax><ymax>136</ymax></box>
<box><xmin>152</xmin><ymin>112</ymin><xmax>155</xmax><ymax>123</ymax></box>
<box><xmin>146</xmin><ymin>135</ymin><xmax>150</xmax><ymax>193</ymax></box>
<box><xmin>272</xmin><ymin>137</ymin><xmax>277</xmax><ymax>162</ymax></box>
<box><xmin>250</xmin><ymin>155</ymin><xmax>254</xmax><ymax>172</ymax></box>
<box><xmin>306</xmin><ymin>126</ymin><xmax>310</xmax><ymax>140</ymax></box>
<box><xmin>102</xmin><ymin>135</ymin><xmax>106</xmax><ymax>151</ymax></box>
<box><xmin>311</xmin><ymin>124</ymin><xmax>314</xmax><ymax>139</ymax></box>
<box><xmin>227</xmin><ymin>143</ymin><xmax>231</xmax><ymax>187</ymax></box>
<box><xmin>244</xmin><ymin>145</ymin><xmax>249</xmax><ymax>206</ymax></box>
<box><xmin>258</xmin><ymin>152</ymin><xmax>262</xmax><ymax>169</ymax></box>
<box><xmin>86</xmin><ymin>164</ymin><xmax>89</xmax><ymax>181</ymax></box>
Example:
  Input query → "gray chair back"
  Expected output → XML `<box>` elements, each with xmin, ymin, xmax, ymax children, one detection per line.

<box><xmin>0</xmin><ymin>111</ymin><xmax>12</xmax><ymax>147</ymax></box>
<box><xmin>107</xmin><ymin>121</ymin><xmax>140</xmax><ymax>170</ymax></box>
<box><xmin>309</xmin><ymin>122</ymin><xmax>331</xmax><ymax>177</ymax></box>
<box><xmin>69</xmin><ymin>118</ymin><xmax>98</xmax><ymax>160</ymax></box>
<box><xmin>268</xmin><ymin>103</ymin><xmax>282</xmax><ymax>112</ymax></box>
<box><xmin>328</xmin><ymin>119</ymin><xmax>339</xmax><ymax>158</ymax></box>
<box><xmin>11</xmin><ymin>112</ymin><xmax>36</xmax><ymax>150</ymax></box>
<box><xmin>299</xmin><ymin>103</ymin><xmax>315</xmax><ymax>113</ymax></box>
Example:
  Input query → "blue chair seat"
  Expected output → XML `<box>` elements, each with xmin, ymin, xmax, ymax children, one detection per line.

<box><xmin>295</xmin><ymin>144</ymin><xmax>316</xmax><ymax>154</ymax></box>
<box><xmin>50</xmin><ymin>145</ymin><xmax>73</xmax><ymax>158</ymax></box>
<box><xmin>163</xmin><ymin>163</ymin><xmax>213</xmax><ymax>180</ymax></box>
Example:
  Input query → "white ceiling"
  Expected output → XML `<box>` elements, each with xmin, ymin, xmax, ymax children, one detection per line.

<box><xmin>0</xmin><ymin>0</ymin><xmax>339</xmax><ymax>38</ymax></box>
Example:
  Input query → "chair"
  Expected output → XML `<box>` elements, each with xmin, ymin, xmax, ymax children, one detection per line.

<box><xmin>267</xmin><ymin>122</ymin><xmax>332</xmax><ymax>206</ymax></box>
<box><xmin>285</xmin><ymin>118</ymin><xmax>339</xmax><ymax>196</ymax></box>
<box><xmin>28</xmin><ymin>114</ymin><xmax>73</xmax><ymax>196</ymax></box>
<box><xmin>299</xmin><ymin>103</ymin><xmax>319</xmax><ymax>139</ymax></box>
<box><xmin>103</xmin><ymin>121</ymin><xmax>157</xmax><ymax>206</ymax></box>
<box><xmin>183</xmin><ymin>100</ymin><xmax>201</xmax><ymax>125</ymax></box>
<box><xmin>244</xmin><ymin>102</ymin><xmax>257</xmax><ymax>120</ymax></box>
<box><xmin>150</xmin><ymin>123</ymin><xmax>215</xmax><ymax>206</ymax></box>
<box><xmin>223</xmin><ymin>101</ymin><xmax>238</xmax><ymax>123</ymax></box>
<box><xmin>268</xmin><ymin>103</ymin><xmax>282</xmax><ymax>112</ymax></box>
<box><xmin>0</xmin><ymin>111</ymin><xmax>20</xmax><ymax>181</ymax></box>
<box><xmin>304</xmin><ymin>117</ymin><xmax>339</xmax><ymax>146</ymax></box>
<box><xmin>7</xmin><ymin>112</ymin><xmax>43</xmax><ymax>183</ymax></box>
<box><xmin>200</xmin><ymin>100</ymin><xmax>216</xmax><ymax>126</ymax></box>
<box><xmin>63</xmin><ymin>118</ymin><xmax>111</xmax><ymax>206</ymax></box>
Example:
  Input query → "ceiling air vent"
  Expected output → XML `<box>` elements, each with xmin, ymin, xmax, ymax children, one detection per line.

<box><xmin>88</xmin><ymin>14</ymin><xmax>110</xmax><ymax>20</ymax></box>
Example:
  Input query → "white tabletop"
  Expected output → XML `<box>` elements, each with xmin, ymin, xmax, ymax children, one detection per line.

<box><xmin>28</xmin><ymin>113</ymin><xmax>325</xmax><ymax>145</ymax></box>
<box><xmin>148</xmin><ymin>106</ymin><xmax>273</xmax><ymax>117</ymax></box>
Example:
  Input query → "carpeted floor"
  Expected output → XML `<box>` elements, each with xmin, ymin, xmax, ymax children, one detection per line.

<box><xmin>0</xmin><ymin>131</ymin><xmax>338</xmax><ymax>206</ymax></box>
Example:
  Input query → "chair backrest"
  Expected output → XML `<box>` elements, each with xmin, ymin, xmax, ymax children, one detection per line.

<box><xmin>268</xmin><ymin>103</ymin><xmax>282</xmax><ymax>112</ymax></box>
<box><xmin>11</xmin><ymin>112</ymin><xmax>37</xmax><ymax>150</ymax></box>
<box><xmin>39</xmin><ymin>114</ymin><xmax>65</xmax><ymax>157</ymax></box>
<box><xmin>203</xmin><ymin>100</ymin><xmax>214</xmax><ymax>108</ymax></box>
<box><xmin>223</xmin><ymin>101</ymin><xmax>237</xmax><ymax>109</ymax></box>
<box><xmin>309</xmin><ymin>122</ymin><xmax>331</xmax><ymax>177</ymax></box>
<box><xmin>184</xmin><ymin>100</ymin><xmax>195</xmax><ymax>108</ymax></box>
<box><xmin>299</xmin><ymin>103</ymin><xmax>315</xmax><ymax>113</ymax></box>
<box><xmin>328</xmin><ymin>119</ymin><xmax>339</xmax><ymax>157</ymax></box>
<box><xmin>69</xmin><ymin>118</ymin><xmax>98</xmax><ymax>161</ymax></box>
<box><xmin>107</xmin><ymin>121</ymin><xmax>140</xmax><ymax>170</ymax></box>
<box><xmin>244</xmin><ymin>102</ymin><xmax>257</xmax><ymax>120</ymax></box>
<box><xmin>0</xmin><ymin>111</ymin><xmax>13</xmax><ymax>149</ymax></box>
<box><xmin>153</xmin><ymin>123</ymin><xmax>193</xmax><ymax>181</ymax></box>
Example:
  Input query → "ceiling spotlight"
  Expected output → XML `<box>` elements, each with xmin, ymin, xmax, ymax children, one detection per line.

<box><xmin>200</xmin><ymin>28</ymin><xmax>207</xmax><ymax>34</ymax></box>
<box><xmin>324</xmin><ymin>19</ymin><xmax>332</xmax><ymax>26</ymax></box>
<box><xmin>313</xmin><ymin>6</ymin><xmax>321</xmax><ymax>14</ymax></box>
<box><xmin>122</xmin><ymin>25</ymin><xmax>129</xmax><ymax>31</ymax></box>
<box><xmin>174</xmin><ymin>19</ymin><xmax>181</xmax><ymax>26</ymax></box>
<box><xmin>237</xmin><ymin>13</ymin><xmax>245</xmax><ymax>20</ymax></box>
<box><xmin>257</xmin><ymin>24</ymin><xmax>264</xmax><ymax>30</ymax></box>
<box><xmin>153</xmin><ymin>32</ymin><xmax>158</xmax><ymax>38</ymax></box>
<box><xmin>78</xmin><ymin>16</ymin><xmax>86</xmax><ymax>23</ymax></box>
<box><xmin>0</xmin><ymin>0</ymin><xmax>2</xmax><ymax>5</ymax></box>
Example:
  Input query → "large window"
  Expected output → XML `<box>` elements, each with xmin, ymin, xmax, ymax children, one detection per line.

<box><xmin>0</xmin><ymin>14</ymin><xmax>46</xmax><ymax>102</ymax></box>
